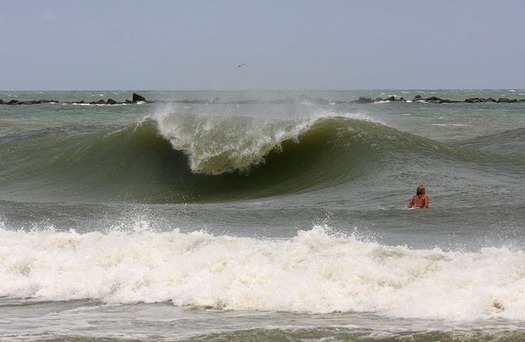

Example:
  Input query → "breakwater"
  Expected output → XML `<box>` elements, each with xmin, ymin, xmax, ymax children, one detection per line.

<box><xmin>1</xmin><ymin>92</ymin><xmax>524</xmax><ymax>106</ymax></box>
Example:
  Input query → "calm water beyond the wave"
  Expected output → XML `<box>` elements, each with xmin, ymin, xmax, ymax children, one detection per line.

<box><xmin>1</xmin><ymin>90</ymin><xmax>524</xmax><ymax>341</ymax></box>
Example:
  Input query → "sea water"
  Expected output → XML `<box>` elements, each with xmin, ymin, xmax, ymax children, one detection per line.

<box><xmin>1</xmin><ymin>90</ymin><xmax>524</xmax><ymax>341</ymax></box>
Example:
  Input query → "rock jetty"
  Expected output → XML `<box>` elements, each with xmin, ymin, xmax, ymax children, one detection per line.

<box><xmin>0</xmin><ymin>92</ymin><xmax>149</xmax><ymax>106</ymax></box>
<box><xmin>1</xmin><ymin>92</ymin><xmax>524</xmax><ymax>106</ymax></box>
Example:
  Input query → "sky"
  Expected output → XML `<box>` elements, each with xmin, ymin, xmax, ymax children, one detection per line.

<box><xmin>1</xmin><ymin>0</ymin><xmax>524</xmax><ymax>90</ymax></box>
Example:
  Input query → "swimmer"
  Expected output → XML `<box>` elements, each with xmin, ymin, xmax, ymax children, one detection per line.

<box><xmin>408</xmin><ymin>185</ymin><xmax>429</xmax><ymax>208</ymax></box>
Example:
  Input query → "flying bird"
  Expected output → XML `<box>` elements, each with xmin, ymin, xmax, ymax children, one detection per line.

<box><xmin>238</xmin><ymin>63</ymin><xmax>246</xmax><ymax>68</ymax></box>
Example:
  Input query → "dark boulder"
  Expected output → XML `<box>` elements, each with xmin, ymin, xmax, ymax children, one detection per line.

<box><xmin>426</xmin><ymin>96</ymin><xmax>445</xmax><ymax>103</ymax></box>
<box><xmin>468</xmin><ymin>98</ymin><xmax>496</xmax><ymax>103</ymax></box>
<box><xmin>0</xmin><ymin>99</ymin><xmax>3</xmax><ymax>104</ymax></box>
<box><xmin>91</xmin><ymin>99</ymin><xmax>106</xmax><ymax>105</ymax></box>
<box><xmin>107</xmin><ymin>98</ymin><xmax>118</xmax><ymax>105</ymax></box>
<box><xmin>7</xmin><ymin>99</ymin><xmax>20</xmax><ymax>105</ymax></box>
<box><xmin>465</xmin><ymin>98</ymin><xmax>481</xmax><ymax>103</ymax></box>
<box><xmin>133</xmin><ymin>93</ymin><xmax>146</xmax><ymax>102</ymax></box>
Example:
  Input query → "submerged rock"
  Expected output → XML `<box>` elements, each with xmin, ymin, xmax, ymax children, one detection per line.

<box><xmin>498</xmin><ymin>97</ymin><xmax>517</xmax><ymax>103</ymax></box>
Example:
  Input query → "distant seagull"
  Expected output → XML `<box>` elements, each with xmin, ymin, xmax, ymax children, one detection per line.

<box><xmin>238</xmin><ymin>63</ymin><xmax>246</xmax><ymax>68</ymax></box>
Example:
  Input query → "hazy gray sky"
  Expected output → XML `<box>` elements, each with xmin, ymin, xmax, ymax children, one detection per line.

<box><xmin>1</xmin><ymin>0</ymin><xmax>524</xmax><ymax>90</ymax></box>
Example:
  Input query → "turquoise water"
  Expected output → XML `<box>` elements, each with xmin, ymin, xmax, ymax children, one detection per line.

<box><xmin>1</xmin><ymin>90</ymin><xmax>524</xmax><ymax>341</ymax></box>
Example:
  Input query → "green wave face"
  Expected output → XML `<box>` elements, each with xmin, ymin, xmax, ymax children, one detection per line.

<box><xmin>1</xmin><ymin>113</ymin><xmax>513</xmax><ymax>204</ymax></box>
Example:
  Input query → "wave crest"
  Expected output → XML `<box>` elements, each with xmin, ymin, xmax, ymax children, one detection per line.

<box><xmin>154</xmin><ymin>111</ymin><xmax>315</xmax><ymax>175</ymax></box>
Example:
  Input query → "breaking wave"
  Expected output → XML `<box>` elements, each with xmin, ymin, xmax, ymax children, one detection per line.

<box><xmin>0</xmin><ymin>111</ymin><xmax>521</xmax><ymax>203</ymax></box>
<box><xmin>1</xmin><ymin>223</ymin><xmax>524</xmax><ymax>321</ymax></box>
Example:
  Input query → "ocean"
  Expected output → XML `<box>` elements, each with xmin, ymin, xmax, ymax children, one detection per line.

<box><xmin>0</xmin><ymin>90</ymin><xmax>524</xmax><ymax>341</ymax></box>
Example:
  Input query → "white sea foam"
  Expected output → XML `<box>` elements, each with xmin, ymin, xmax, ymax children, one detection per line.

<box><xmin>1</xmin><ymin>223</ymin><xmax>524</xmax><ymax>321</ymax></box>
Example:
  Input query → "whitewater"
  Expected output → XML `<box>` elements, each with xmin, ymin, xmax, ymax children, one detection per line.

<box><xmin>2</xmin><ymin>225</ymin><xmax>525</xmax><ymax>321</ymax></box>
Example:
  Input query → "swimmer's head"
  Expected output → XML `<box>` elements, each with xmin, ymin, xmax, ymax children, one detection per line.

<box><xmin>417</xmin><ymin>185</ymin><xmax>426</xmax><ymax>195</ymax></box>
